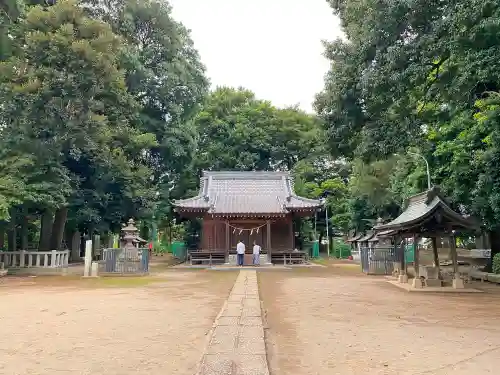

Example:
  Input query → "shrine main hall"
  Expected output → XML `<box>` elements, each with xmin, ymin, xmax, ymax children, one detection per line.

<box><xmin>173</xmin><ymin>171</ymin><xmax>322</xmax><ymax>265</ymax></box>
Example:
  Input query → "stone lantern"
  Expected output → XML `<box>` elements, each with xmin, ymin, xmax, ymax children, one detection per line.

<box><xmin>121</xmin><ymin>218</ymin><xmax>139</xmax><ymax>250</ymax></box>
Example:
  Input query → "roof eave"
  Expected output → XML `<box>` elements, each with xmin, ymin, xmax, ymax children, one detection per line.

<box><xmin>375</xmin><ymin>203</ymin><xmax>480</xmax><ymax>232</ymax></box>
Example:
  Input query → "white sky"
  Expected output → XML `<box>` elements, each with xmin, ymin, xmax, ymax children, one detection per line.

<box><xmin>168</xmin><ymin>0</ymin><xmax>343</xmax><ymax>112</ymax></box>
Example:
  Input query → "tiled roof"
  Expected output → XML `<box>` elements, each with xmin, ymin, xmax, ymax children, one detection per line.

<box><xmin>174</xmin><ymin>171</ymin><xmax>322</xmax><ymax>215</ymax></box>
<box><xmin>374</xmin><ymin>187</ymin><xmax>479</xmax><ymax>232</ymax></box>
<box><xmin>357</xmin><ymin>232</ymin><xmax>375</xmax><ymax>242</ymax></box>
<box><xmin>346</xmin><ymin>233</ymin><xmax>363</xmax><ymax>242</ymax></box>
<box><xmin>369</xmin><ymin>230</ymin><xmax>396</xmax><ymax>241</ymax></box>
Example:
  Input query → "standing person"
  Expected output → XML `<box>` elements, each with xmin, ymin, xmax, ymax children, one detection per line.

<box><xmin>236</xmin><ymin>240</ymin><xmax>245</xmax><ymax>266</ymax></box>
<box><xmin>252</xmin><ymin>240</ymin><xmax>261</xmax><ymax>266</ymax></box>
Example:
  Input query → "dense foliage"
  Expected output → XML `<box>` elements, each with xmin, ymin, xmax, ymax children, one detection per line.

<box><xmin>493</xmin><ymin>253</ymin><xmax>500</xmax><ymax>274</ymax></box>
<box><xmin>0</xmin><ymin>0</ymin><xmax>207</xmax><ymax>252</ymax></box>
<box><xmin>316</xmin><ymin>0</ymin><xmax>500</xmax><ymax>262</ymax></box>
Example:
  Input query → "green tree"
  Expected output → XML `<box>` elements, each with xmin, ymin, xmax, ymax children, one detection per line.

<box><xmin>0</xmin><ymin>0</ymin><xmax>24</xmax><ymax>60</ymax></box>
<box><xmin>317</xmin><ymin>0</ymin><xmax>500</xmax><ymax>263</ymax></box>
<box><xmin>0</xmin><ymin>0</ymin><xmax>156</xmax><ymax>249</ymax></box>
<box><xmin>195</xmin><ymin>87</ymin><xmax>323</xmax><ymax>172</ymax></box>
<box><xmin>83</xmin><ymin>0</ymin><xmax>209</xmax><ymax>240</ymax></box>
<box><xmin>84</xmin><ymin>0</ymin><xmax>209</xmax><ymax>189</ymax></box>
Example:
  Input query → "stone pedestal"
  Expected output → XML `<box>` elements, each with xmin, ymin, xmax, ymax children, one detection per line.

<box><xmin>419</xmin><ymin>265</ymin><xmax>439</xmax><ymax>280</ymax></box>
<box><xmin>392</xmin><ymin>262</ymin><xmax>401</xmax><ymax>278</ymax></box>
<box><xmin>452</xmin><ymin>276</ymin><xmax>465</xmax><ymax>289</ymax></box>
<box><xmin>398</xmin><ymin>274</ymin><xmax>408</xmax><ymax>283</ymax></box>
<box><xmin>0</xmin><ymin>262</ymin><xmax>6</xmax><ymax>278</ymax></box>
<box><xmin>411</xmin><ymin>277</ymin><xmax>423</xmax><ymax>289</ymax></box>
<box><xmin>426</xmin><ymin>279</ymin><xmax>443</xmax><ymax>287</ymax></box>
<box><xmin>260</xmin><ymin>254</ymin><xmax>271</xmax><ymax>265</ymax></box>
<box><xmin>228</xmin><ymin>254</ymin><xmax>237</xmax><ymax>265</ymax></box>
<box><xmin>90</xmin><ymin>261</ymin><xmax>99</xmax><ymax>277</ymax></box>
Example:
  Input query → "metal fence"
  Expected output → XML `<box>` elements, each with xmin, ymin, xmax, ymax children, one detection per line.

<box><xmin>99</xmin><ymin>248</ymin><xmax>150</xmax><ymax>275</ymax></box>
<box><xmin>360</xmin><ymin>246</ymin><xmax>401</xmax><ymax>275</ymax></box>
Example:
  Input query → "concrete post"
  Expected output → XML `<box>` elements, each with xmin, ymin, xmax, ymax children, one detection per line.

<box><xmin>83</xmin><ymin>240</ymin><xmax>93</xmax><ymax>277</ymax></box>
<box><xmin>90</xmin><ymin>261</ymin><xmax>99</xmax><ymax>277</ymax></box>
<box><xmin>20</xmin><ymin>250</ymin><xmax>26</xmax><ymax>267</ymax></box>
<box><xmin>51</xmin><ymin>250</ymin><xmax>57</xmax><ymax>267</ymax></box>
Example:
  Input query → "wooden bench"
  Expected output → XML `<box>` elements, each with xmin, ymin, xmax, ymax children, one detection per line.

<box><xmin>271</xmin><ymin>251</ymin><xmax>307</xmax><ymax>265</ymax></box>
<box><xmin>189</xmin><ymin>251</ymin><xmax>226</xmax><ymax>265</ymax></box>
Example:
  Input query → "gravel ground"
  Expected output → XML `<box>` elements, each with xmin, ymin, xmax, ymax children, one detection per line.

<box><xmin>0</xmin><ymin>271</ymin><xmax>237</xmax><ymax>375</ymax></box>
<box><xmin>259</xmin><ymin>268</ymin><xmax>500</xmax><ymax>375</ymax></box>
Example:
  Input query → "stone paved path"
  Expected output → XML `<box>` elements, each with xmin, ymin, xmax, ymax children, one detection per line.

<box><xmin>197</xmin><ymin>270</ymin><xmax>269</xmax><ymax>375</ymax></box>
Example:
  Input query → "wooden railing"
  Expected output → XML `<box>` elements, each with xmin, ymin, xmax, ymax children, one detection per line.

<box><xmin>0</xmin><ymin>250</ymin><xmax>69</xmax><ymax>268</ymax></box>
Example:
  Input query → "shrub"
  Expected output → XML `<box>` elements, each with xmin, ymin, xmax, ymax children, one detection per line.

<box><xmin>493</xmin><ymin>253</ymin><xmax>500</xmax><ymax>274</ymax></box>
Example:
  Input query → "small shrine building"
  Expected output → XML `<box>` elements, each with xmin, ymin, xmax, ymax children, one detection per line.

<box><xmin>374</xmin><ymin>187</ymin><xmax>481</xmax><ymax>288</ymax></box>
<box><xmin>173</xmin><ymin>171</ymin><xmax>322</xmax><ymax>263</ymax></box>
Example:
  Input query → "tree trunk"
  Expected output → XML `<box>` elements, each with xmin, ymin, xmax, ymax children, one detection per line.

<box><xmin>38</xmin><ymin>210</ymin><xmax>54</xmax><ymax>251</ymax></box>
<box><xmin>21</xmin><ymin>214</ymin><xmax>29</xmax><ymax>250</ymax></box>
<box><xmin>0</xmin><ymin>222</ymin><xmax>5</xmax><ymax>250</ymax></box>
<box><xmin>50</xmin><ymin>207</ymin><xmax>68</xmax><ymax>250</ymax></box>
<box><xmin>106</xmin><ymin>232</ymin><xmax>114</xmax><ymax>248</ymax></box>
<box><xmin>7</xmin><ymin>210</ymin><xmax>16</xmax><ymax>251</ymax></box>
<box><xmin>488</xmin><ymin>229</ymin><xmax>500</xmax><ymax>272</ymax></box>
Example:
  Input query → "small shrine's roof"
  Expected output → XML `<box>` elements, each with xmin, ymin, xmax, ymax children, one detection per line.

<box><xmin>369</xmin><ymin>229</ymin><xmax>396</xmax><ymax>241</ymax></box>
<box><xmin>133</xmin><ymin>236</ymin><xmax>148</xmax><ymax>244</ymax></box>
<box><xmin>374</xmin><ymin>187</ymin><xmax>479</xmax><ymax>233</ymax></box>
<box><xmin>174</xmin><ymin>171</ymin><xmax>322</xmax><ymax>215</ymax></box>
<box><xmin>346</xmin><ymin>233</ymin><xmax>363</xmax><ymax>243</ymax></box>
<box><xmin>358</xmin><ymin>232</ymin><xmax>375</xmax><ymax>242</ymax></box>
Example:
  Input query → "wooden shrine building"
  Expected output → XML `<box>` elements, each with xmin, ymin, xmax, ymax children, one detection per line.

<box><xmin>374</xmin><ymin>187</ymin><xmax>480</xmax><ymax>288</ymax></box>
<box><xmin>173</xmin><ymin>171</ymin><xmax>322</xmax><ymax>264</ymax></box>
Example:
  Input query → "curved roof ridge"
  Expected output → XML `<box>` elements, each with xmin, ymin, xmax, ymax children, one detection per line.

<box><xmin>375</xmin><ymin>186</ymin><xmax>479</xmax><ymax>232</ymax></box>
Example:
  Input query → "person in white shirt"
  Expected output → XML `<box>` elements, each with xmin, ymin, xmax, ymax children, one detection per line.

<box><xmin>236</xmin><ymin>240</ymin><xmax>245</xmax><ymax>266</ymax></box>
<box><xmin>252</xmin><ymin>241</ymin><xmax>261</xmax><ymax>266</ymax></box>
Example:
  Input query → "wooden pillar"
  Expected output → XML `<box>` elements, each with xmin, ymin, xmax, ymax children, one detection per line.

<box><xmin>399</xmin><ymin>237</ymin><xmax>405</xmax><ymax>275</ymax></box>
<box><xmin>431</xmin><ymin>237</ymin><xmax>441</xmax><ymax>278</ymax></box>
<box><xmin>450</xmin><ymin>232</ymin><xmax>464</xmax><ymax>288</ymax></box>
<box><xmin>212</xmin><ymin>220</ymin><xmax>217</xmax><ymax>251</ymax></box>
<box><xmin>398</xmin><ymin>236</ymin><xmax>408</xmax><ymax>283</ymax></box>
<box><xmin>0</xmin><ymin>226</ymin><xmax>4</xmax><ymax>250</ymax></box>
<box><xmin>225</xmin><ymin>220</ymin><xmax>230</xmax><ymax>261</ymax></box>
<box><xmin>411</xmin><ymin>234</ymin><xmax>423</xmax><ymax>288</ymax></box>
<box><xmin>450</xmin><ymin>233</ymin><xmax>458</xmax><ymax>275</ymax></box>
<box><xmin>289</xmin><ymin>216</ymin><xmax>294</xmax><ymax>250</ymax></box>
<box><xmin>413</xmin><ymin>234</ymin><xmax>419</xmax><ymax>278</ymax></box>
<box><xmin>266</xmin><ymin>220</ymin><xmax>271</xmax><ymax>258</ymax></box>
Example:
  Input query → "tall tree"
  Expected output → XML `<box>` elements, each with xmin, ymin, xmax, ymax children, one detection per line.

<box><xmin>0</xmin><ymin>0</ymin><xmax>156</xmax><ymax>249</ymax></box>
<box><xmin>195</xmin><ymin>87</ymin><xmax>323</xmax><ymax>172</ymax></box>
<box><xmin>317</xmin><ymin>0</ymin><xmax>500</xmax><ymax>262</ymax></box>
<box><xmin>84</xmin><ymin>0</ymin><xmax>209</xmax><ymax>188</ymax></box>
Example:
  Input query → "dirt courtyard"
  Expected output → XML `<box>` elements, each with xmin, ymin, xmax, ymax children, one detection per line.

<box><xmin>0</xmin><ymin>270</ymin><xmax>237</xmax><ymax>375</ymax></box>
<box><xmin>3</xmin><ymin>263</ymin><xmax>500</xmax><ymax>375</ymax></box>
<box><xmin>259</xmin><ymin>266</ymin><xmax>500</xmax><ymax>375</ymax></box>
